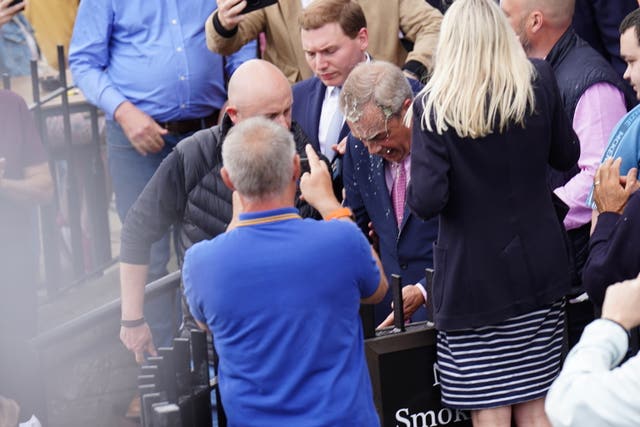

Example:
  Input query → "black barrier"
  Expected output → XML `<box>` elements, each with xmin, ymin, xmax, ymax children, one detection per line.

<box><xmin>31</xmin><ymin>270</ymin><xmax>181</xmax><ymax>349</ymax></box>
<box><xmin>139</xmin><ymin>330</ymin><xmax>215</xmax><ymax>427</ymax></box>
<box><xmin>26</xmin><ymin>270</ymin><xmax>180</xmax><ymax>426</ymax></box>
<box><xmin>364</xmin><ymin>270</ymin><xmax>472</xmax><ymax>427</ymax></box>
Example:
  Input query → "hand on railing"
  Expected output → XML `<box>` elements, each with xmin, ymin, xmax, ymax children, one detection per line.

<box><xmin>121</xmin><ymin>321</ymin><xmax>157</xmax><ymax>365</ymax></box>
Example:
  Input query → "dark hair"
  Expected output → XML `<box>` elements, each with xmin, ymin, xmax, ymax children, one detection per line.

<box><xmin>299</xmin><ymin>0</ymin><xmax>367</xmax><ymax>39</ymax></box>
<box><xmin>620</xmin><ymin>8</ymin><xmax>640</xmax><ymax>45</ymax></box>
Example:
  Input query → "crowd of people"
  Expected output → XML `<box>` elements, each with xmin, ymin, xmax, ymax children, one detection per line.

<box><xmin>3</xmin><ymin>0</ymin><xmax>640</xmax><ymax>426</ymax></box>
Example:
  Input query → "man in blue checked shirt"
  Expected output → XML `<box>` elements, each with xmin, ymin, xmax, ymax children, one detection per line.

<box><xmin>69</xmin><ymin>1</ymin><xmax>256</xmax><ymax>350</ymax></box>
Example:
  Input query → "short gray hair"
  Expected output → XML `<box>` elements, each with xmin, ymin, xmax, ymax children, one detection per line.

<box><xmin>340</xmin><ymin>61</ymin><xmax>412</xmax><ymax>123</ymax></box>
<box><xmin>222</xmin><ymin>117</ymin><xmax>296</xmax><ymax>200</ymax></box>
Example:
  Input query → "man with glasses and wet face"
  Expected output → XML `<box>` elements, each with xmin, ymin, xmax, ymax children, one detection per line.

<box><xmin>341</xmin><ymin>61</ymin><xmax>438</xmax><ymax>326</ymax></box>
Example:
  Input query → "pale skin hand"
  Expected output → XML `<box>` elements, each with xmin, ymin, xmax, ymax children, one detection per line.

<box><xmin>331</xmin><ymin>136</ymin><xmax>347</xmax><ymax>157</ymax></box>
<box><xmin>0</xmin><ymin>0</ymin><xmax>26</xmax><ymax>28</ymax></box>
<box><xmin>593</xmin><ymin>157</ymin><xmax>640</xmax><ymax>214</ymax></box>
<box><xmin>215</xmin><ymin>0</ymin><xmax>247</xmax><ymax>31</ymax></box>
<box><xmin>113</xmin><ymin>101</ymin><xmax>167</xmax><ymax>156</ymax></box>
<box><xmin>376</xmin><ymin>284</ymin><xmax>426</xmax><ymax>329</ymax></box>
<box><xmin>299</xmin><ymin>144</ymin><xmax>342</xmax><ymax>216</ymax></box>
<box><xmin>119</xmin><ymin>262</ymin><xmax>157</xmax><ymax>364</ymax></box>
<box><xmin>601</xmin><ymin>275</ymin><xmax>640</xmax><ymax>331</ymax></box>
<box><xmin>0</xmin><ymin>158</ymin><xmax>54</xmax><ymax>204</ymax></box>
<box><xmin>367</xmin><ymin>221</ymin><xmax>379</xmax><ymax>252</ymax></box>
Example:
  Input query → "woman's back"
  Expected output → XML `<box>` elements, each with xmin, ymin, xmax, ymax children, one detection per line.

<box><xmin>409</xmin><ymin>58</ymin><xmax>579</xmax><ymax>331</ymax></box>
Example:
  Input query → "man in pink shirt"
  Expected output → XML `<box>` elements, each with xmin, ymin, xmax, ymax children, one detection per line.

<box><xmin>501</xmin><ymin>0</ymin><xmax>636</xmax><ymax>347</ymax></box>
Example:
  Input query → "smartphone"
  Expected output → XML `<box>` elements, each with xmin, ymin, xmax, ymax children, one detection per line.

<box><xmin>241</xmin><ymin>0</ymin><xmax>278</xmax><ymax>14</ymax></box>
<box><xmin>8</xmin><ymin>0</ymin><xmax>25</xmax><ymax>8</ymax></box>
<box><xmin>300</xmin><ymin>157</ymin><xmax>310</xmax><ymax>175</ymax></box>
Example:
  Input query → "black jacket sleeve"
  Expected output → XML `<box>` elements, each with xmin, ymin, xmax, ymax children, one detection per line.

<box><xmin>583</xmin><ymin>191</ymin><xmax>640</xmax><ymax>308</ymax></box>
<box><xmin>120</xmin><ymin>150</ymin><xmax>188</xmax><ymax>265</ymax></box>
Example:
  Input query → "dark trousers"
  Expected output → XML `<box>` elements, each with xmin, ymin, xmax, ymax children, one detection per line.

<box><xmin>565</xmin><ymin>223</ymin><xmax>596</xmax><ymax>349</ymax></box>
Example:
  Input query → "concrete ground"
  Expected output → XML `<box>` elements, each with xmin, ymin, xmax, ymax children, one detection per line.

<box><xmin>34</xmin><ymin>200</ymin><xmax>179</xmax><ymax>427</ymax></box>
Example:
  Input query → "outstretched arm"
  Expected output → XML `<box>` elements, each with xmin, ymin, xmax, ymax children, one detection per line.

<box><xmin>0</xmin><ymin>160</ymin><xmax>53</xmax><ymax>204</ymax></box>
<box><xmin>546</xmin><ymin>276</ymin><xmax>640</xmax><ymax>427</ymax></box>
<box><xmin>119</xmin><ymin>263</ymin><xmax>157</xmax><ymax>365</ymax></box>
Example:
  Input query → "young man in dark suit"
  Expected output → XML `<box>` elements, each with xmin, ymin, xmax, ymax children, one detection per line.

<box><xmin>291</xmin><ymin>0</ymin><xmax>370</xmax><ymax>165</ymax></box>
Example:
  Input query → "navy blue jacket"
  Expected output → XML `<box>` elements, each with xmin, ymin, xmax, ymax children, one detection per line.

<box><xmin>572</xmin><ymin>0</ymin><xmax>637</xmax><ymax>81</ymax></box>
<box><xmin>342</xmin><ymin>77</ymin><xmax>437</xmax><ymax>324</ymax></box>
<box><xmin>343</xmin><ymin>142</ymin><xmax>438</xmax><ymax>324</ymax></box>
<box><xmin>292</xmin><ymin>76</ymin><xmax>350</xmax><ymax>152</ymax></box>
<box><xmin>408</xmin><ymin>59</ymin><xmax>580</xmax><ymax>331</ymax></box>
<box><xmin>583</xmin><ymin>190</ymin><xmax>640</xmax><ymax>308</ymax></box>
<box><xmin>547</xmin><ymin>28</ymin><xmax>636</xmax><ymax>192</ymax></box>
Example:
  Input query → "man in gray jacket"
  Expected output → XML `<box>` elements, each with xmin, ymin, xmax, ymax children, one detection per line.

<box><xmin>118</xmin><ymin>59</ymin><xmax>318</xmax><ymax>363</ymax></box>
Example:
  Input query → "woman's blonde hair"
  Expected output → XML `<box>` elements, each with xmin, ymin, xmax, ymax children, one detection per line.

<box><xmin>418</xmin><ymin>0</ymin><xmax>536</xmax><ymax>138</ymax></box>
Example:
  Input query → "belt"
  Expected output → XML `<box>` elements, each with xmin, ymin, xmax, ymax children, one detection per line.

<box><xmin>156</xmin><ymin>110</ymin><xmax>220</xmax><ymax>134</ymax></box>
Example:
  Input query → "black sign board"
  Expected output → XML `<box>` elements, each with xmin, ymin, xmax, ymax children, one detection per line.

<box><xmin>364</xmin><ymin>272</ymin><xmax>471</xmax><ymax>427</ymax></box>
<box><xmin>365</xmin><ymin>323</ymin><xmax>471</xmax><ymax>427</ymax></box>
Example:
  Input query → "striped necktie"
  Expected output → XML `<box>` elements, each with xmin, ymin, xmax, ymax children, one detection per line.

<box><xmin>391</xmin><ymin>162</ymin><xmax>407</xmax><ymax>226</ymax></box>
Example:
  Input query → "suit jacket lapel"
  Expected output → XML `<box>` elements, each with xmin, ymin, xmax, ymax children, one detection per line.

<box><xmin>399</xmin><ymin>199</ymin><xmax>411</xmax><ymax>235</ymax></box>
<box><xmin>308</xmin><ymin>78</ymin><xmax>327</xmax><ymax>149</ymax></box>
<box><xmin>339</xmin><ymin>122</ymin><xmax>350</xmax><ymax>141</ymax></box>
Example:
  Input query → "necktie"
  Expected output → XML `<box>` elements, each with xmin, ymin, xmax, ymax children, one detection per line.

<box><xmin>391</xmin><ymin>163</ymin><xmax>407</xmax><ymax>226</ymax></box>
<box><xmin>323</xmin><ymin>88</ymin><xmax>343</xmax><ymax>160</ymax></box>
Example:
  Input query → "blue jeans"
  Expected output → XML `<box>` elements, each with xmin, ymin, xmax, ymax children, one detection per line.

<box><xmin>107</xmin><ymin>120</ymin><xmax>194</xmax><ymax>348</ymax></box>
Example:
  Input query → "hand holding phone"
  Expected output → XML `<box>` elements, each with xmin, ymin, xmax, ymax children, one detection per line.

<box><xmin>0</xmin><ymin>0</ymin><xmax>25</xmax><ymax>27</ymax></box>
<box><xmin>299</xmin><ymin>157</ymin><xmax>310</xmax><ymax>175</ymax></box>
<box><xmin>216</xmin><ymin>0</ymin><xmax>277</xmax><ymax>31</ymax></box>
<box><xmin>240</xmin><ymin>0</ymin><xmax>277</xmax><ymax>14</ymax></box>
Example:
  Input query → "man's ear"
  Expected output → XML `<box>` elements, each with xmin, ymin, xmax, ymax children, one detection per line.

<box><xmin>357</xmin><ymin>27</ymin><xmax>369</xmax><ymax>52</ymax></box>
<box><xmin>221</xmin><ymin>167</ymin><xmax>236</xmax><ymax>191</ymax></box>
<box><xmin>401</xmin><ymin>98</ymin><xmax>412</xmax><ymax>115</ymax></box>
<box><xmin>226</xmin><ymin>106</ymin><xmax>239</xmax><ymax>125</ymax></box>
<box><xmin>529</xmin><ymin>10</ymin><xmax>544</xmax><ymax>34</ymax></box>
<box><xmin>293</xmin><ymin>154</ymin><xmax>301</xmax><ymax>181</ymax></box>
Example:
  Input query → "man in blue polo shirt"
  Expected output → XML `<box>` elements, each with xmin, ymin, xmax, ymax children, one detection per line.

<box><xmin>182</xmin><ymin>117</ymin><xmax>387</xmax><ymax>426</ymax></box>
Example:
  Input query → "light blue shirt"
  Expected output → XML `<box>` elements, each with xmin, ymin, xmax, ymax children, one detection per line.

<box><xmin>546</xmin><ymin>319</ymin><xmax>640</xmax><ymax>427</ymax></box>
<box><xmin>69</xmin><ymin>0</ymin><xmax>256</xmax><ymax>121</ymax></box>
<box><xmin>0</xmin><ymin>14</ymin><xmax>37</xmax><ymax>77</ymax></box>
<box><xmin>586</xmin><ymin>102</ymin><xmax>640</xmax><ymax>208</ymax></box>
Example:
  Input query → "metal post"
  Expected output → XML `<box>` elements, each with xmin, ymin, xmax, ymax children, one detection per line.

<box><xmin>56</xmin><ymin>46</ymin><xmax>85</xmax><ymax>279</ymax></box>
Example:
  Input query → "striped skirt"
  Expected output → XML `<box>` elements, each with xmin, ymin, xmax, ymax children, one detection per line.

<box><xmin>437</xmin><ymin>299</ymin><xmax>565</xmax><ymax>410</ymax></box>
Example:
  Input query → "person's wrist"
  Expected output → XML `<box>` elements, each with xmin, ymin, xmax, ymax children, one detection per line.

<box><xmin>113</xmin><ymin>100</ymin><xmax>133</xmax><ymax>123</ymax></box>
<box><xmin>324</xmin><ymin>207</ymin><xmax>354</xmax><ymax>221</ymax></box>
<box><xmin>120</xmin><ymin>317</ymin><xmax>146</xmax><ymax>328</ymax></box>
<box><xmin>602</xmin><ymin>315</ymin><xmax>633</xmax><ymax>331</ymax></box>
<box><xmin>309</xmin><ymin>195</ymin><xmax>342</xmax><ymax>218</ymax></box>
<box><xmin>213</xmin><ymin>11</ymin><xmax>239</xmax><ymax>37</ymax></box>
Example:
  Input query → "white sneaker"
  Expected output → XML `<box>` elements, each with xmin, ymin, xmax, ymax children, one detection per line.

<box><xmin>19</xmin><ymin>415</ymin><xmax>42</xmax><ymax>427</ymax></box>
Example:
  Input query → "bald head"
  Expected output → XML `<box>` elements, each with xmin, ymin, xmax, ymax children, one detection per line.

<box><xmin>501</xmin><ymin>0</ymin><xmax>574</xmax><ymax>57</ymax></box>
<box><xmin>532</xmin><ymin>0</ymin><xmax>574</xmax><ymax>27</ymax></box>
<box><xmin>226</xmin><ymin>59</ymin><xmax>293</xmax><ymax>129</ymax></box>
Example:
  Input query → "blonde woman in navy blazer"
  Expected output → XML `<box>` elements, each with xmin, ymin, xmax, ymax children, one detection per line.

<box><xmin>407</xmin><ymin>0</ymin><xmax>579</xmax><ymax>425</ymax></box>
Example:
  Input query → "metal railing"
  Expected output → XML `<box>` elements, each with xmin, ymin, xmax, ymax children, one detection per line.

<box><xmin>31</xmin><ymin>270</ymin><xmax>181</xmax><ymax>349</ymax></box>
<box><xmin>3</xmin><ymin>45</ymin><xmax>114</xmax><ymax>296</ymax></box>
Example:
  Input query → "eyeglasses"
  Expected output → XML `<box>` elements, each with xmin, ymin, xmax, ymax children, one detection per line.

<box><xmin>357</xmin><ymin>114</ymin><xmax>393</xmax><ymax>144</ymax></box>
